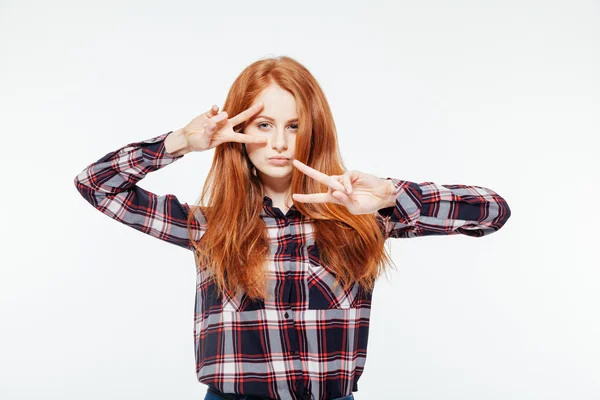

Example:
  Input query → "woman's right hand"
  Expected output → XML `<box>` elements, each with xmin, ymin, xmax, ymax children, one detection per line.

<box><xmin>181</xmin><ymin>102</ymin><xmax>267</xmax><ymax>152</ymax></box>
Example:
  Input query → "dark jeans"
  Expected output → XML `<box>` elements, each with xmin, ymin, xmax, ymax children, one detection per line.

<box><xmin>204</xmin><ymin>385</ymin><xmax>355</xmax><ymax>400</ymax></box>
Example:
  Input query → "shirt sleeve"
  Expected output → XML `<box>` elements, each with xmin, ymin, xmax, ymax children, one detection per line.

<box><xmin>73</xmin><ymin>131</ymin><xmax>207</xmax><ymax>251</ymax></box>
<box><xmin>376</xmin><ymin>177</ymin><xmax>511</xmax><ymax>239</ymax></box>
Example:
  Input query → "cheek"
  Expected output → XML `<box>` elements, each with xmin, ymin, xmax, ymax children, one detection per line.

<box><xmin>245</xmin><ymin>143</ymin><xmax>261</xmax><ymax>156</ymax></box>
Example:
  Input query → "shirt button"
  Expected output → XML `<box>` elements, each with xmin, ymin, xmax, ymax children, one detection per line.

<box><xmin>284</xmin><ymin>312</ymin><xmax>289</xmax><ymax>318</ymax></box>
<box><xmin>289</xmin><ymin>350</ymin><xmax>296</xmax><ymax>355</ymax></box>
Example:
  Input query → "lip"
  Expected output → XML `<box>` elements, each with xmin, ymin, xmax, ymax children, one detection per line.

<box><xmin>268</xmin><ymin>158</ymin><xmax>290</xmax><ymax>165</ymax></box>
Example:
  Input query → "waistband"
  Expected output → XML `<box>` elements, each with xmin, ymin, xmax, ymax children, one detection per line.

<box><xmin>207</xmin><ymin>386</ymin><xmax>354</xmax><ymax>400</ymax></box>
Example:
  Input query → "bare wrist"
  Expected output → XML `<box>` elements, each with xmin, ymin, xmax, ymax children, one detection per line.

<box><xmin>385</xmin><ymin>179</ymin><xmax>396</xmax><ymax>208</ymax></box>
<box><xmin>165</xmin><ymin>128</ymin><xmax>190</xmax><ymax>157</ymax></box>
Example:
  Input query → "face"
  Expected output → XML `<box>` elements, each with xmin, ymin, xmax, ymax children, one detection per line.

<box><xmin>243</xmin><ymin>82</ymin><xmax>298</xmax><ymax>183</ymax></box>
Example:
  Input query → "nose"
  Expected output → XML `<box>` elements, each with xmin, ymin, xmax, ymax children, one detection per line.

<box><xmin>271</xmin><ymin>127</ymin><xmax>288</xmax><ymax>150</ymax></box>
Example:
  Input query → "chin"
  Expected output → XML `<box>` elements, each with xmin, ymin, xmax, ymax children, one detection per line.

<box><xmin>259</xmin><ymin>166</ymin><xmax>292</xmax><ymax>178</ymax></box>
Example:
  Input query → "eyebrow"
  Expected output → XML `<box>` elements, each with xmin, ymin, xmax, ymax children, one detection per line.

<box><xmin>256</xmin><ymin>115</ymin><xmax>298</xmax><ymax>123</ymax></box>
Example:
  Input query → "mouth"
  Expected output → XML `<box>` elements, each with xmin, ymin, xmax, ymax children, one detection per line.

<box><xmin>267</xmin><ymin>157</ymin><xmax>290</xmax><ymax>165</ymax></box>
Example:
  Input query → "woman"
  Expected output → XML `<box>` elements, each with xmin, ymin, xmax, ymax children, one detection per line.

<box><xmin>74</xmin><ymin>56</ymin><xmax>511</xmax><ymax>400</ymax></box>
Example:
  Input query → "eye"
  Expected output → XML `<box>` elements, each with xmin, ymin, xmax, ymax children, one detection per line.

<box><xmin>257</xmin><ymin>122</ymin><xmax>299</xmax><ymax>130</ymax></box>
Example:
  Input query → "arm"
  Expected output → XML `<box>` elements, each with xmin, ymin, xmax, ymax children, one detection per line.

<box><xmin>73</xmin><ymin>131</ymin><xmax>207</xmax><ymax>250</ymax></box>
<box><xmin>376</xmin><ymin>177</ymin><xmax>511</xmax><ymax>239</ymax></box>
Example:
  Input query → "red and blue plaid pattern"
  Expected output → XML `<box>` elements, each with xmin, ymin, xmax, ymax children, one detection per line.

<box><xmin>74</xmin><ymin>131</ymin><xmax>511</xmax><ymax>400</ymax></box>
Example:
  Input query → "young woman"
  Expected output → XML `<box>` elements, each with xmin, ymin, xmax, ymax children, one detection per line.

<box><xmin>74</xmin><ymin>56</ymin><xmax>511</xmax><ymax>400</ymax></box>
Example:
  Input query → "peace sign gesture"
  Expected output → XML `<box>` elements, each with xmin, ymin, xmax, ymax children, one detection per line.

<box><xmin>180</xmin><ymin>102</ymin><xmax>268</xmax><ymax>153</ymax></box>
<box><xmin>291</xmin><ymin>160</ymin><xmax>396</xmax><ymax>215</ymax></box>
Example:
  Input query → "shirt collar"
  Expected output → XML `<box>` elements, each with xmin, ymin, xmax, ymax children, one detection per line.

<box><xmin>261</xmin><ymin>194</ymin><xmax>299</xmax><ymax>219</ymax></box>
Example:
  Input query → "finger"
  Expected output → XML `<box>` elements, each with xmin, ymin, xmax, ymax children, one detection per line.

<box><xmin>292</xmin><ymin>192</ymin><xmax>339</xmax><ymax>204</ymax></box>
<box><xmin>202</xmin><ymin>118</ymin><xmax>226</xmax><ymax>135</ymax></box>
<box><xmin>209</xmin><ymin>111</ymin><xmax>228</xmax><ymax>125</ymax></box>
<box><xmin>229</xmin><ymin>102</ymin><xmax>264</xmax><ymax>127</ymax></box>
<box><xmin>204</xmin><ymin>123</ymin><xmax>217</xmax><ymax>135</ymax></box>
<box><xmin>330</xmin><ymin>175</ymin><xmax>350</xmax><ymax>195</ymax></box>
<box><xmin>292</xmin><ymin>159</ymin><xmax>346</xmax><ymax>193</ymax></box>
<box><xmin>342</xmin><ymin>172</ymin><xmax>353</xmax><ymax>194</ymax></box>
<box><xmin>332</xmin><ymin>190</ymin><xmax>351</xmax><ymax>205</ymax></box>
<box><xmin>203</xmin><ymin>104</ymin><xmax>220</xmax><ymax>118</ymax></box>
<box><xmin>202</xmin><ymin>113</ymin><xmax>229</xmax><ymax>134</ymax></box>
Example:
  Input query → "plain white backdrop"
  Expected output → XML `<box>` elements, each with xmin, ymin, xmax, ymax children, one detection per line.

<box><xmin>1</xmin><ymin>0</ymin><xmax>598</xmax><ymax>399</ymax></box>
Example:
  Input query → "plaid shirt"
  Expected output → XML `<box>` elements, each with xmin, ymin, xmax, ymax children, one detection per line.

<box><xmin>74</xmin><ymin>131</ymin><xmax>511</xmax><ymax>400</ymax></box>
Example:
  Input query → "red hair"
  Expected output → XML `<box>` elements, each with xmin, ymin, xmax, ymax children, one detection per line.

<box><xmin>187</xmin><ymin>55</ymin><xmax>396</xmax><ymax>301</ymax></box>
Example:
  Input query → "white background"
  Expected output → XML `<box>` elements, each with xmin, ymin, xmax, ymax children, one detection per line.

<box><xmin>1</xmin><ymin>0</ymin><xmax>598</xmax><ymax>399</ymax></box>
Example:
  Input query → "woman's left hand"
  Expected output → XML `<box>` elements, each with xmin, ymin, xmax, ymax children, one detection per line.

<box><xmin>291</xmin><ymin>159</ymin><xmax>395</xmax><ymax>215</ymax></box>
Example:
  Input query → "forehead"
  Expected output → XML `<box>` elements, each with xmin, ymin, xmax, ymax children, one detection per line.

<box><xmin>252</xmin><ymin>84</ymin><xmax>297</xmax><ymax>117</ymax></box>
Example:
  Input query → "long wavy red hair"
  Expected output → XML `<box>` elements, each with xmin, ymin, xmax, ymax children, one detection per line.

<box><xmin>186</xmin><ymin>55</ymin><xmax>396</xmax><ymax>302</ymax></box>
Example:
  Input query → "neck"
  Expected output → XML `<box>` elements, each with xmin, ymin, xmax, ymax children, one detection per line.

<box><xmin>258</xmin><ymin>173</ymin><xmax>293</xmax><ymax>209</ymax></box>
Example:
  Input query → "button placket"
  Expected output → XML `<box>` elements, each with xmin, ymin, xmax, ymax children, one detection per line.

<box><xmin>302</xmin><ymin>386</ymin><xmax>312</xmax><ymax>399</ymax></box>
